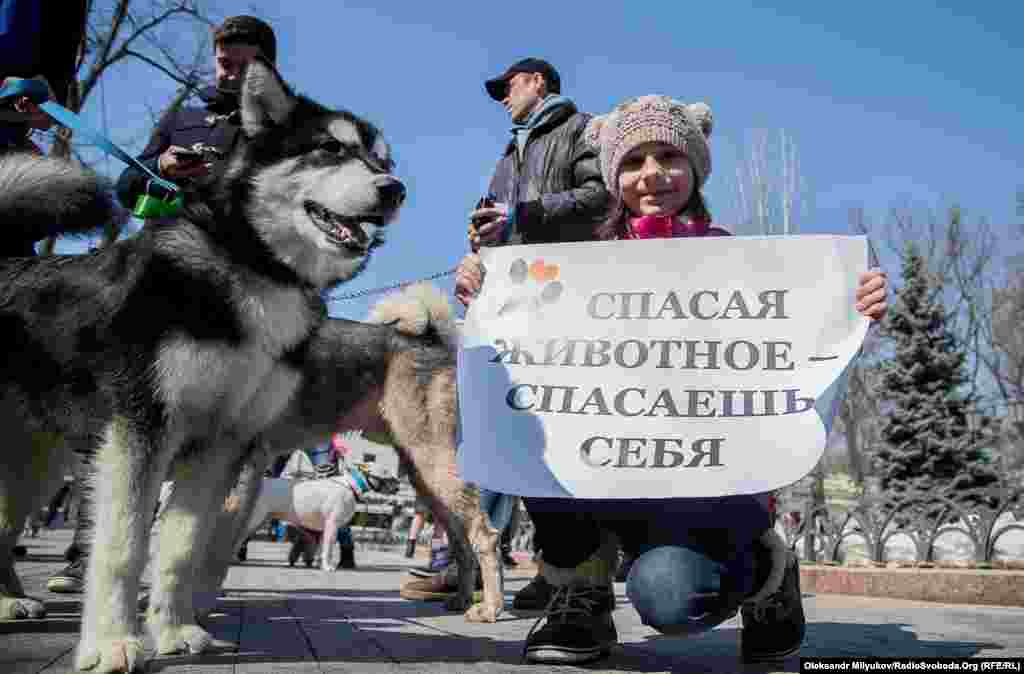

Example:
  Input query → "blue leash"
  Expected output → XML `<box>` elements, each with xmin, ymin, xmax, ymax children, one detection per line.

<box><xmin>0</xmin><ymin>77</ymin><xmax>182</xmax><ymax>216</ymax></box>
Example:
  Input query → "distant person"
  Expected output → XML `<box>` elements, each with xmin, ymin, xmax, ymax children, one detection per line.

<box><xmin>115</xmin><ymin>15</ymin><xmax>278</xmax><ymax>210</ymax></box>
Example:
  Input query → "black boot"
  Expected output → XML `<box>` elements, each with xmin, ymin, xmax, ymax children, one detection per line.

<box><xmin>339</xmin><ymin>545</ymin><xmax>356</xmax><ymax>569</ymax></box>
<box><xmin>741</xmin><ymin>533</ymin><xmax>806</xmax><ymax>662</ymax></box>
<box><xmin>49</xmin><ymin>474</ymin><xmax>91</xmax><ymax>593</ymax></box>
<box><xmin>404</xmin><ymin>538</ymin><xmax>416</xmax><ymax>558</ymax></box>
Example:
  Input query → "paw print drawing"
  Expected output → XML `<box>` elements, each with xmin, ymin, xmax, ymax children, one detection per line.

<box><xmin>497</xmin><ymin>258</ymin><xmax>565</xmax><ymax>316</ymax></box>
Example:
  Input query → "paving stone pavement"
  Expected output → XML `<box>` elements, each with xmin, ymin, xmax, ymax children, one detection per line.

<box><xmin>3</xmin><ymin>529</ymin><xmax>1023</xmax><ymax>673</ymax></box>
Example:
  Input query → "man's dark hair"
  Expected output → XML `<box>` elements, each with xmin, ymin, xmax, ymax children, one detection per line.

<box><xmin>213</xmin><ymin>15</ymin><xmax>277</xmax><ymax>63</ymax></box>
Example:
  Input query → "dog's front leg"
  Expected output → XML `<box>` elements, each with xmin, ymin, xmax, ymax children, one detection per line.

<box><xmin>442</xmin><ymin>512</ymin><xmax>479</xmax><ymax>613</ymax></box>
<box><xmin>76</xmin><ymin>419</ymin><xmax>171</xmax><ymax>673</ymax></box>
<box><xmin>146</xmin><ymin>444</ymin><xmax>244</xmax><ymax>657</ymax></box>
<box><xmin>465</xmin><ymin>508</ymin><xmax>503</xmax><ymax>623</ymax></box>
<box><xmin>320</xmin><ymin>509</ymin><xmax>339</xmax><ymax>572</ymax></box>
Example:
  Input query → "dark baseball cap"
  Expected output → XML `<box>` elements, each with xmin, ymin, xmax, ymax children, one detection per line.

<box><xmin>485</xmin><ymin>58</ymin><xmax>561</xmax><ymax>101</ymax></box>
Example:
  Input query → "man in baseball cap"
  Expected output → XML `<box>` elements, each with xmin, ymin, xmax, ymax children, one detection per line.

<box><xmin>442</xmin><ymin>55</ymin><xmax>611</xmax><ymax>621</ymax></box>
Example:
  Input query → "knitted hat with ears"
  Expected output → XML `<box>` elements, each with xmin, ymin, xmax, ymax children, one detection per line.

<box><xmin>584</xmin><ymin>95</ymin><xmax>713</xmax><ymax>190</ymax></box>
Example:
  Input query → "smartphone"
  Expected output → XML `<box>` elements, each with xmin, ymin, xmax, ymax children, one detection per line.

<box><xmin>172</xmin><ymin>148</ymin><xmax>204</xmax><ymax>162</ymax></box>
<box><xmin>472</xmin><ymin>194</ymin><xmax>497</xmax><ymax>224</ymax></box>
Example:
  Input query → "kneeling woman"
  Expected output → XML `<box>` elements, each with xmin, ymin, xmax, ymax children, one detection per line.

<box><xmin>456</xmin><ymin>95</ymin><xmax>888</xmax><ymax>666</ymax></box>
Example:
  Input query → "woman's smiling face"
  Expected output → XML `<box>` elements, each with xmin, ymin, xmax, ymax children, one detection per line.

<box><xmin>618</xmin><ymin>141</ymin><xmax>694</xmax><ymax>217</ymax></box>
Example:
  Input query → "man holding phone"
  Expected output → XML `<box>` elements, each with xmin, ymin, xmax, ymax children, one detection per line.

<box><xmin>455</xmin><ymin>58</ymin><xmax>608</xmax><ymax>304</ymax></box>
<box><xmin>47</xmin><ymin>15</ymin><xmax>279</xmax><ymax>597</ymax></box>
<box><xmin>115</xmin><ymin>15</ymin><xmax>278</xmax><ymax>211</ymax></box>
<box><xmin>437</xmin><ymin>58</ymin><xmax>610</xmax><ymax>607</ymax></box>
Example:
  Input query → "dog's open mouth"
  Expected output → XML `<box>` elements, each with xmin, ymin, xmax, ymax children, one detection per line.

<box><xmin>304</xmin><ymin>200</ymin><xmax>383</xmax><ymax>253</ymax></box>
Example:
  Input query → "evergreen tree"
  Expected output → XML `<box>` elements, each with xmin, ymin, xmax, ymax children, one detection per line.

<box><xmin>875</xmin><ymin>242</ymin><xmax>999</xmax><ymax>508</ymax></box>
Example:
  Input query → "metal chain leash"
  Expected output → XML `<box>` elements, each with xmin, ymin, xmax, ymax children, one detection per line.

<box><xmin>325</xmin><ymin>267</ymin><xmax>458</xmax><ymax>301</ymax></box>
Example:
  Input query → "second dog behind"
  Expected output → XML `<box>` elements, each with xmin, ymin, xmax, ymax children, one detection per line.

<box><xmin>242</xmin><ymin>464</ymin><xmax>399</xmax><ymax>571</ymax></box>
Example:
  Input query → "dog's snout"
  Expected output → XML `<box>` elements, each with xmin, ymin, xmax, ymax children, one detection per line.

<box><xmin>377</xmin><ymin>179</ymin><xmax>406</xmax><ymax>210</ymax></box>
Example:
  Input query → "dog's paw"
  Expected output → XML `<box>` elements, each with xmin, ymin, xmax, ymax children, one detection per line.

<box><xmin>153</xmin><ymin>622</ymin><xmax>213</xmax><ymax>656</ymax></box>
<box><xmin>464</xmin><ymin>601</ymin><xmax>502</xmax><ymax>623</ymax></box>
<box><xmin>74</xmin><ymin>637</ymin><xmax>145</xmax><ymax>673</ymax></box>
<box><xmin>0</xmin><ymin>594</ymin><xmax>46</xmax><ymax>620</ymax></box>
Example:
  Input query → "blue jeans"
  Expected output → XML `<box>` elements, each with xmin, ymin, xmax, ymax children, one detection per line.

<box><xmin>479</xmin><ymin>489</ymin><xmax>516</xmax><ymax>533</ymax></box>
<box><xmin>626</xmin><ymin>541</ymin><xmax>756</xmax><ymax>634</ymax></box>
<box><xmin>523</xmin><ymin>495</ymin><xmax>767</xmax><ymax>635</ymax></box>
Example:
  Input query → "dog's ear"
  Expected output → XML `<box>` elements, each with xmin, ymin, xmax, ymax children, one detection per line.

<box><xmin>239</xmin><ymin>56</ymin><xmax>296</xmax><ymax>137</ymax></box>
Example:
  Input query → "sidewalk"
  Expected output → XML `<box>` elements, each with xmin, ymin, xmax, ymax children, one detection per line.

<box><xmin>4</xmin><ymin>529</ymin><xmax>1024</xmax><ymax>673</ymax></box>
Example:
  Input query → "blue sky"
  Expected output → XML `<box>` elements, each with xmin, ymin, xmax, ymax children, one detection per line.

<box><xmin>58</xmin><ymin>0</ymin><xmax>1023</xmax><ymax>322</ymax></box>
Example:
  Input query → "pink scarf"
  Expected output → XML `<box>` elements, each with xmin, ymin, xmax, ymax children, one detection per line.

<box><xmin>627</xmin><ymin>214</ymin><xmax>715</xmax><ymax>239</ymax></box>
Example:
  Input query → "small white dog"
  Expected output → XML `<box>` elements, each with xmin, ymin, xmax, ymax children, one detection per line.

<box><xmin>243</xmin><ymin>463</ymin><xmax>399</xmax><ymax>571</ymax></box>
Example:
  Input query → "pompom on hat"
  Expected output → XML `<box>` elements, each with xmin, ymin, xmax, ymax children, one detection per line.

<box><xmin>584</xmin><ymin>95</ymin><xmax>713</xmax><ymax>190</ymax></box>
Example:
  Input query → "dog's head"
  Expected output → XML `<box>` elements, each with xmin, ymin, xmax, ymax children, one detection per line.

<box><xmin>228</xmin><ymin>58</ymin><xmax>405</xmax><ymax>289</ymax></box>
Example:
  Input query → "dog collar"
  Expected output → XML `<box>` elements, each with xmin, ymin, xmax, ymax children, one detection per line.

<box><xmin>347</xmin><ymin>467</ymin><xmax>370</xmax><ymax>498</ymax></box>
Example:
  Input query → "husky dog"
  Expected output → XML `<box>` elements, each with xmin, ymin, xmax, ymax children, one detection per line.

<box><xmin>240</xmin><ymin>463</ymin><xmax>400</xmax><ymax>571</ymax></box>
<box><xmin>0</xmin><ymin>57</ymin><xmax>434</xmax><ymax>672</ymax></box>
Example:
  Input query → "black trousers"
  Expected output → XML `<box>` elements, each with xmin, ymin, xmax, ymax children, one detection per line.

<box><xmin>522</xmin><ymin>494</ymin><xmax>771</xmax><ymax>572</ymax></box>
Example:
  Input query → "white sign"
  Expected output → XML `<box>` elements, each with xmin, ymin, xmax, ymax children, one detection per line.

<box><xmin>457</xmin><ymin>235</ymin><xmax>869</xmax><ymax>499</ymax></box>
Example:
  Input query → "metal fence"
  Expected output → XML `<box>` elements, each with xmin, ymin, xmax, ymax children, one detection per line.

<box><xmin>776</xmin><ymin>486</ymin><xmax>1024</xmax><ymax>565</ymax></box>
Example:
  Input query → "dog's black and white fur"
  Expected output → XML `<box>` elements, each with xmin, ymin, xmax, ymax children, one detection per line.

<box><xmin>0</xmin><ymin>58</ymin><xmax>449</xmax><ymax>672</ymax></box>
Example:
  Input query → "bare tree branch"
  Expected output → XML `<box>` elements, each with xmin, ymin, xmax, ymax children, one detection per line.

<box><xmin>123</xmin><ymin>49</ymin><xmax>201</xmax><ymax>87</ymax></box>
<box><xmin>42</xmin><ymin>0</ymin><xmax>222</xmax><ymax>254</ymax></box>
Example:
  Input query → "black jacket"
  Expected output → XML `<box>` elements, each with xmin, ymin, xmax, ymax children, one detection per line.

<box><xmin>115</xmin><ymin>86</ymin><xmax>243</xmax><ymax>210</ymax></box>
<box><xmin>486</xmin><ymin>101</ymin><xmax>609</xmax><ymax>245</ymax></box>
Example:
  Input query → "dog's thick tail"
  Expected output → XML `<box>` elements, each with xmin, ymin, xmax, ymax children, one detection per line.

<box><xmin>0</xmin><ymin>153</ymin><xmax>125</xmax><ymax>243</ymax></box>
<box><xmin>367</xmin><ymin>282</ymin><xmax>456</xmax><ymax>347</ymax></box>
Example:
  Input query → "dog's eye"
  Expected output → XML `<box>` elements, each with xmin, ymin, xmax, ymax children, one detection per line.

<box><xmin>320</xmin><ymin>139</ymin><xmax>343</xmax><ymax>154</ymax></box>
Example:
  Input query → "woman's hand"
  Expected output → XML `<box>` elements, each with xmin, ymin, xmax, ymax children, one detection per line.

<box><xmin>454</xmin><ymin>253</ymin><xmax>485</xmax><ymax>307</ymax></box>
<box><xmin>855</xmin><ymin>269</ymin><xmax>888</xmax><ymax>321</ymax></box>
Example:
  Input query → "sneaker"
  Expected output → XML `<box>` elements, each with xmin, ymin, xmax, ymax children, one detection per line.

<box><xmin>397</xmin><ymin>561</ymin><xmax>481</xmax><ymax>598</ymax></box>
<box><xmin>524</xmin><ymin>583</ymin><xmax>617</xmax><ymax>664</ymax></box>
<box><xmin>741</xmin><ymin>547</ymin><xmax>805</xmax><ymax>662</ymax></box>
<box><xmin>400</xmin><ymin>573</ymin><xmax>456</xmax><ymax>601</ymax></box>
<box><xmin>513</xmin><ymin>573</ymin><xmax>553</xmax><ymax>611</ymax></box>
<box><xmin>47</xmin><ymin>557</ymin><xmax>85</xmax><ymax>593</ymax></box>
<box><xmin>408</xmin><ymin>544</ymin><xmax>449</xmax><ymax>578</ymax></box>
